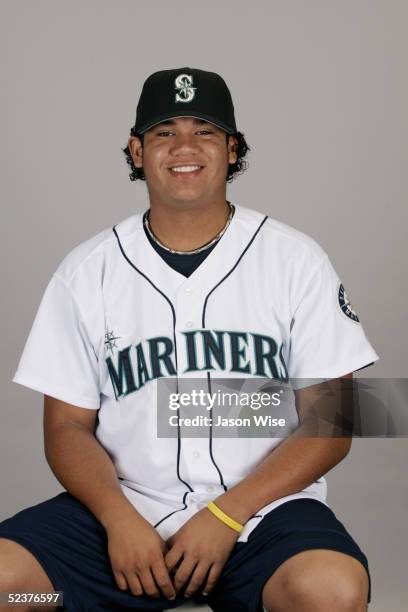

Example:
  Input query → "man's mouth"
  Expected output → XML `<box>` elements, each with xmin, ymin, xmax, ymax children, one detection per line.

<box><xmin>168</xmin><ymin>165</ymin><xmax>204</xmax><ymax>176</ymax></box>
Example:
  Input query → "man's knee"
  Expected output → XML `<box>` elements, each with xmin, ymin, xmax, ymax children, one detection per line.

<box><xmin>0</xmin><ymin>538</ymin><xmax>57</xmax><ymax>612</ymax></box>
<box><xmin>274</xmin><ymin>568</ymin><xmax>366</xmax><ymax>610</ymax></box>
<box><xmin>262</xmin><ymin>550</ymin><xmax>369</xmax><ymax>612</ymax></box>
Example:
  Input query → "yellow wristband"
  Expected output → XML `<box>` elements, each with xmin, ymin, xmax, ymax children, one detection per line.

<box><xmin>207</xmin><ymin>501</ymin><xmax>243</xmax><ymax>533</ymax></box>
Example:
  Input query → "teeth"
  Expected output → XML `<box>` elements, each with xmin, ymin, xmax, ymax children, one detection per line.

<box><xmin>171</xmin><ymin>165</ymin><xmax>201</xmax><ymax>173</ymax></box>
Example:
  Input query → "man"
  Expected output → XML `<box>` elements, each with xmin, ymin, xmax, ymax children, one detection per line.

<box><xmin>0</xmin><ymin>67</ymin><xmax>379</xmax><ymax>611</ymax></box>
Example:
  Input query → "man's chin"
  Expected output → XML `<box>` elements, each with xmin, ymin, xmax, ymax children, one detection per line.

<box><xmin>166</xmin><ymin>189</ymin><xmax>209</xmax><ymax>204</ymax></box>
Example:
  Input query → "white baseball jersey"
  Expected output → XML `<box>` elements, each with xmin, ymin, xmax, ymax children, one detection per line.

<box><xmin>12</xmin><ymin>203</ymin><xmax>379</xmax><ymax>542</ymax></box>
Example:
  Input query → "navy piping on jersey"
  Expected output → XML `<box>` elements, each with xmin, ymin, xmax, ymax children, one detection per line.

<box><xmin>112</xmin><ymin>226</ymin><xmax>195</xmax><ymax>529</ymax></box>
<box><xmin>112</xmin><ymin>215</ymin><xmax>268</xmax><ymax>525</ymax></box>
<box><xmin>201</xmin><ymin>214</ymin><xmax>269</xmax><ymax>492</ymax></box>
<box><xmin>355</xmin><ymin>362</ymin><xmax>374</xmax><ymax>372</ymax></box>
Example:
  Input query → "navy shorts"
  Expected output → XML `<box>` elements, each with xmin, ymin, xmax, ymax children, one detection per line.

<box><xmin>0</xmin><ymin>493</ymin><xmax>371</xmax><ymax>612</ymax></box>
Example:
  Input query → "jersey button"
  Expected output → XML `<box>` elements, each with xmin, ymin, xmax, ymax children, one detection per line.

<box><xmin>206</xmin><ymin>486</ymin><xmax>214</xmax><ymax>493</ymax></box>
<box><xmin>185</xmin><ymin>287</ymin><xmax>194</xmax><ymax>295</ymax></box>
<box><xmin>185</xmin><ymin>321</ymin><xmax>194</xmax><ymax>328</ymax></box>
<box><xmin>193</xmin><ymin>451</ymin><xmax>200</xmax><ymax>459</ymax></box>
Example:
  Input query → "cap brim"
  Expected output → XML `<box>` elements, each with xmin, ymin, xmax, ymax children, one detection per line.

<box><xmin>138</xmin><ymin>111</ymin><xmax>235</xmax><ymax>134</ymax></box>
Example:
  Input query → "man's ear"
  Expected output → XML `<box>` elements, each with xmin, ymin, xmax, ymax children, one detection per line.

<box><xmin>128</xmin><ymin>136</ymin><xmax>143</xmax><ymax>168</ymax></box>
<box><xmin>228</xmin><ymin>135</ymin><xmax>238</xmax><ymax>165</ymax></box>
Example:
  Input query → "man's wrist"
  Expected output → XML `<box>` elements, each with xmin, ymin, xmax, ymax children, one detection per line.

<box><xmin>212</xmin><ymin>489</ymin><xmax>256</xmax><ymax>525</ymax></box>
<box><xmin>97</xmin><ymin>493</ymin><xmax>142</xmax><ymax>531</ymax></box>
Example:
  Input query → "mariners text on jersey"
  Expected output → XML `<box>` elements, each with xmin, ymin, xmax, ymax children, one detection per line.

<box><xmin>105</xmin><ymin>329</ymin><xmax>289</xmax><ymax>399</ymax></box>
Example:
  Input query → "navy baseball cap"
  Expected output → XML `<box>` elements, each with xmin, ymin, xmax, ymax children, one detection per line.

<box><xmin>134</xmin><ymin>67</ymin><xmax>237</xmax><ymax>135</ymax></box>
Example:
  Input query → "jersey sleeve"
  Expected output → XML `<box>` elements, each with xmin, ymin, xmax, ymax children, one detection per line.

<box><xmin>12</xmin><ymin>273</ymin><xmax>100</xmax><ymax>409</ymax></box>
<box><xmin>287</xmin><ymin>254</ymin><xmax>379</xmax><ymax>388</ymax></box>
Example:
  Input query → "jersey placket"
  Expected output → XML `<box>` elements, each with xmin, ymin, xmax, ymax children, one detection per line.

<box><xmin>173</xmin><ymin>281</ymin><xmax>227</xmax><ymax>505</ymax></box>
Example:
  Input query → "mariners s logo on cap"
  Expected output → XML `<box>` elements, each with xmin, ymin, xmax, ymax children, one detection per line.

<box><xmin>174</xmin><ymin>73</ymin><xmax>196</xmax><ymax>103</ymax></box>
<box><xmin>338</xmin><ymin>282</ymin><xmax>360</xmax><ymax>323</ymax></box>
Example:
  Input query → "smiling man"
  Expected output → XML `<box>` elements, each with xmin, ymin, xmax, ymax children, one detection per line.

<box><xmin>0</xmin><ymin>67</ymin><xmax>379</xmax><ymax>612</ymax></box>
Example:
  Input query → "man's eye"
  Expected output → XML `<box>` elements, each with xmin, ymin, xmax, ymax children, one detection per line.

<box><xmin>156</xmin><ymin>129</ymin><xmax>213</xmax><ymax>137</ymax></box>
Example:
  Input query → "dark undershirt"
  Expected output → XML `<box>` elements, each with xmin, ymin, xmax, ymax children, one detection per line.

<box><xmin>142</xmin><ymin>212</ymin><xmax>220</xmax><ymax>278</ymax></box>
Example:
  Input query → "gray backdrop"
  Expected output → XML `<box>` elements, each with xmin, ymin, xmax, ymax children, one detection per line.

<box><xmin>1</xmin><ymin>1</ymin><xmax>407</xmax><ymax>610</ymax></box>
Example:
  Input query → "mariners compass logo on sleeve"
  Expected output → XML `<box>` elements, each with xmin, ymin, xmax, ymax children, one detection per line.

<box><xmin>104</xmin><ymin>325</ymin><xmax>121</xmax><ymax>356</ymax></box>
<box><xmin>338</xmin><ymin>283</ymin><xmax>360</xmax><ymax>323</ymax></box>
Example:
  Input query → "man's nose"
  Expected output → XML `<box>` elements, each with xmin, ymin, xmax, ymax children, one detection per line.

<box><xmin>169</xmin><ymin>133</ymin><xmax>200</xmax><ymax>152</ymax></box>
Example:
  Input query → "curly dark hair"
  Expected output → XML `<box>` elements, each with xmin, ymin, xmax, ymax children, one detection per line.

<box><xmin>122</xmin><ymin>126</ymin><xmax>250</xmax><ymax>183</ymax></box>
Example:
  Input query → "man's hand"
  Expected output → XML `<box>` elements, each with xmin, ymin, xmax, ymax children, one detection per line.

<box><xmin>164</xmin><ymin>506</ymin><xmax>240</xmax><ymax>598</ymax></box>
<box><xmin>106</xmin><ymin>510</ymin><xmax>176</xmax><ymax>601</ymax></box>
